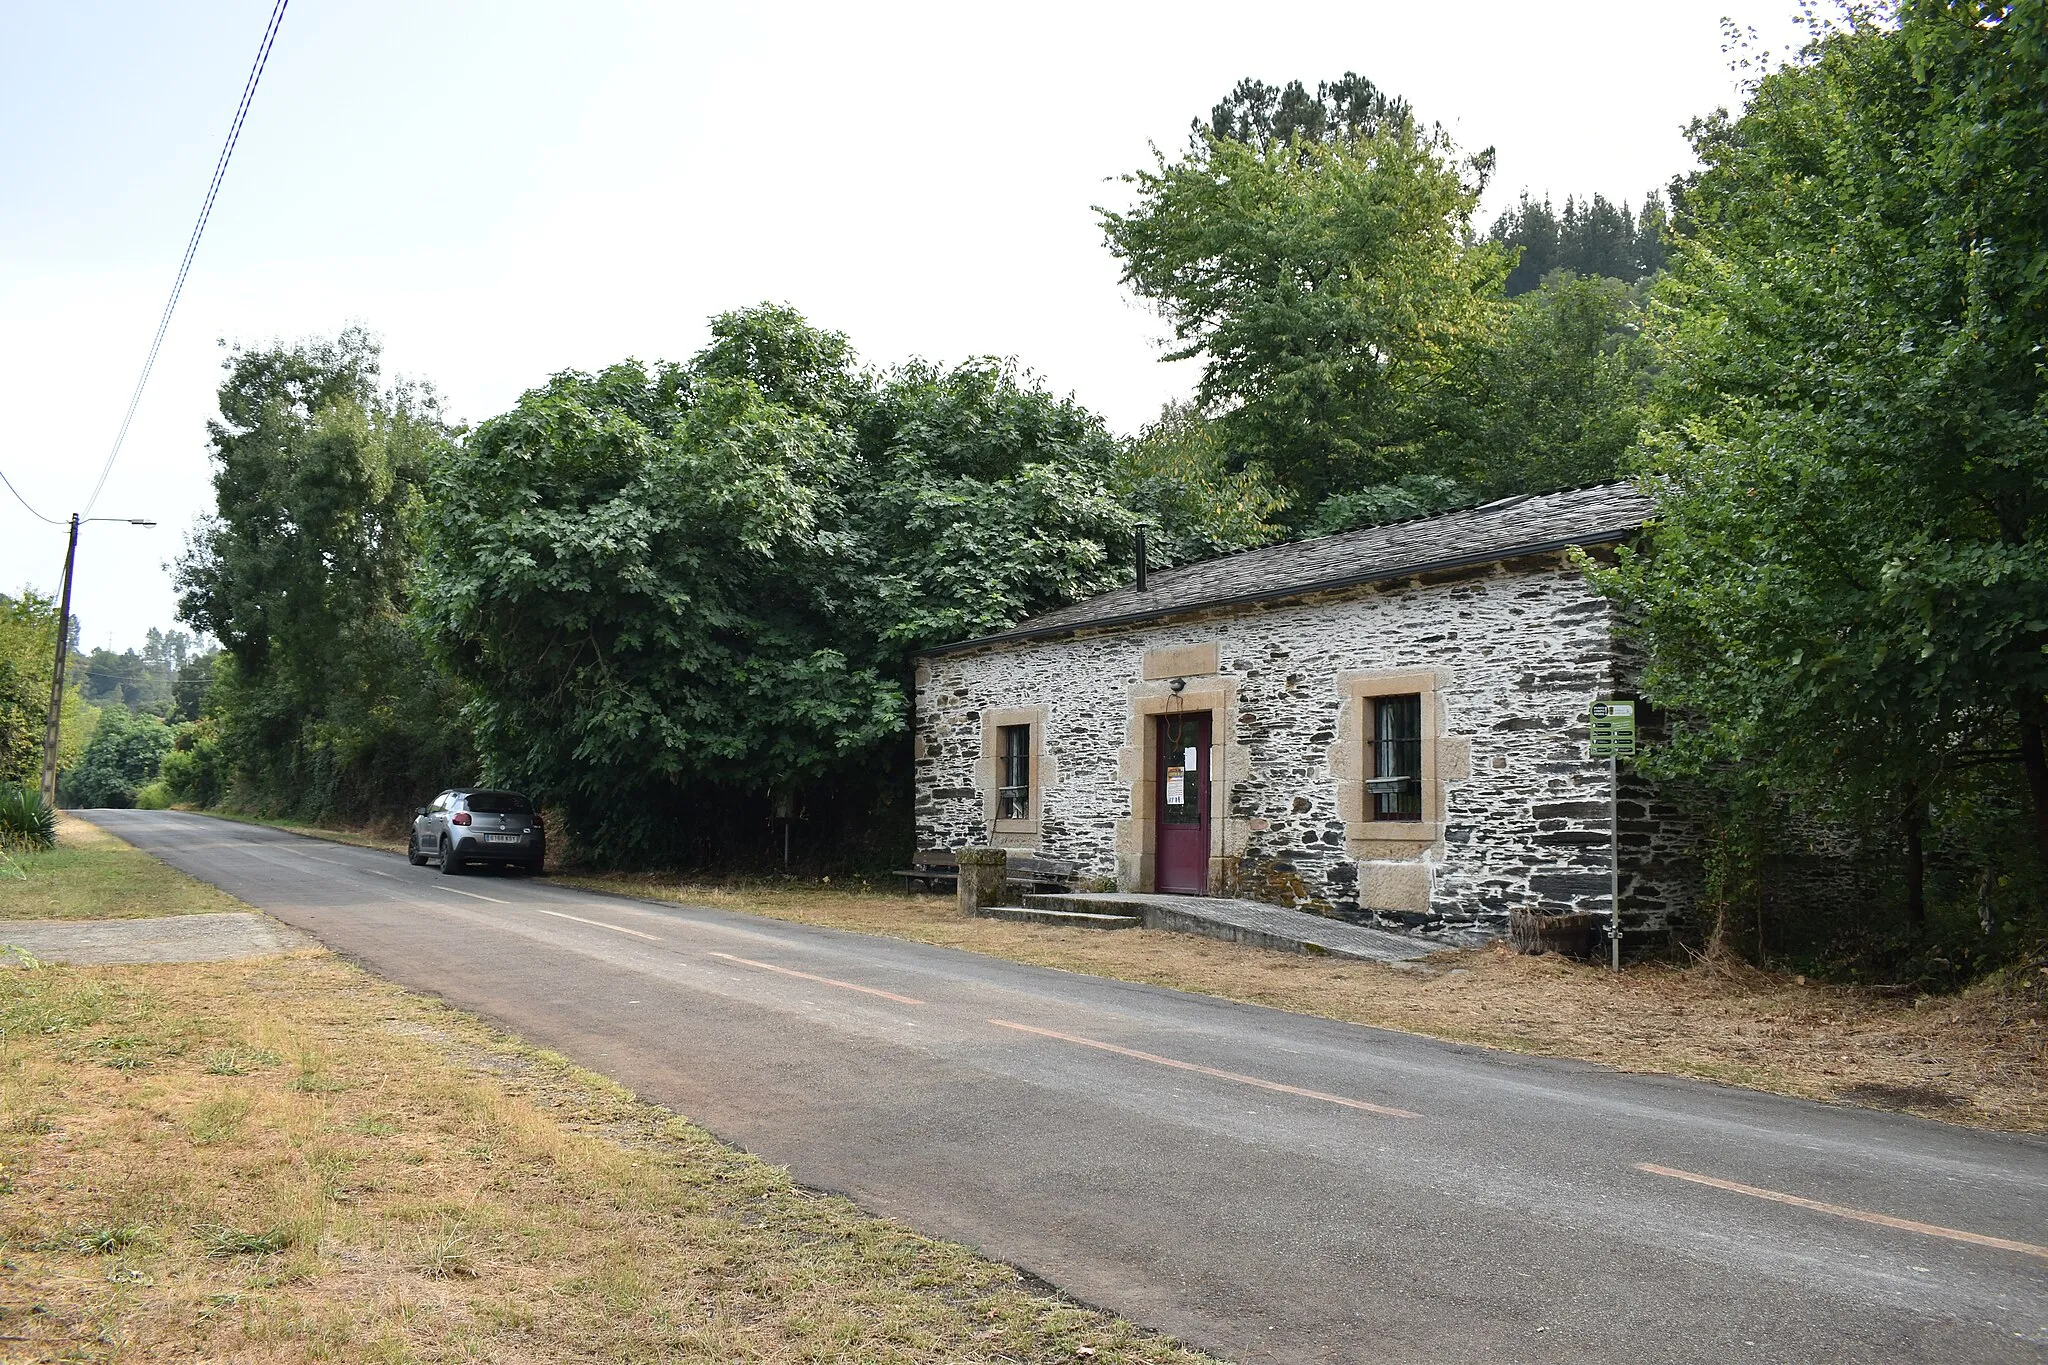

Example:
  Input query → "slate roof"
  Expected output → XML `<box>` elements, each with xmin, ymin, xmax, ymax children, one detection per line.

<box><xmin>926</xmin><ymin>480</ymin><xmax>1654</xmax><ymax>656</ymax></box>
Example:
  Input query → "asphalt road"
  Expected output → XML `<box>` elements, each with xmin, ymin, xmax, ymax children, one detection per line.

<box><xmin>84</xmin><ymin>810</ymin><xmax>2046</xmax><ymax>1364</ymax></box>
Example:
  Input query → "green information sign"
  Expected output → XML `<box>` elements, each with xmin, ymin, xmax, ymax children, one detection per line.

<box><xmin>1590</xmin><ymin>699</ymin><xmax>1637</xmax><ymax>758</ymax></box>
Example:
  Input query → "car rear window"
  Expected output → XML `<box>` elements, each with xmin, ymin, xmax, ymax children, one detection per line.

<box><xmin>464</xmin><ymin>791</ymin><xmax>533</xmax><ymax>814</ymax></box>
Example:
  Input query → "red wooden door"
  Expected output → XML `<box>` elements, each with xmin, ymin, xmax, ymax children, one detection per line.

<box><xmin>1155</xmin><ymin>712</ymin><xmax>1211</xmax><ymax>894</ymax></box>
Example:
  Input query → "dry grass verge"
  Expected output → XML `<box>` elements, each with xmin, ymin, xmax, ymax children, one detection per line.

<box><xmin>558</xmin><ymin>875</ymin><xmax>2048</xmax><ymax>1134</ymax></box>
<box><xmin>0</xmin><ymin>950</ymin><xmax>1211</xmax><ymax>1363</ymax></box>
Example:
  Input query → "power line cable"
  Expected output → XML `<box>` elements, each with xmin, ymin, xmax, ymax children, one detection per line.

<box><xmin>80</xmin><ymin>0</ymin><xmax>291</xmax><ymax>517</ymax></box>
<box><xmin>0</xmin><ymin>463</ymin><xmax>64</xmax><ymax>525</ymax></box>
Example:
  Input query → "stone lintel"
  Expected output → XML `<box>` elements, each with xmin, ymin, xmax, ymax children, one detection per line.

<box><xmin>1142</xmin><ymin>642</ymin><xmax>1220</xmax><ymax>680</ymax></box>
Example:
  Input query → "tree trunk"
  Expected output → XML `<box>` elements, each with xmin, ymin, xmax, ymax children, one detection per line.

<box><xmin>2020</xmin><ymin>713</ymin><xmax>2048</xmax><ymax>860</ymax></box>
<box><xmin>1903</xmin><ymin>801</ymin><xmax>1926</xmax><ymax>930</ymax></box>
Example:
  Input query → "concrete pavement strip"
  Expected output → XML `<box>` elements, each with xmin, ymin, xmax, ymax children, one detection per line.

<box><xmin>0</xmin><ymin>911</ymin><xmax>315</xmax><ymax>965</ymax></box>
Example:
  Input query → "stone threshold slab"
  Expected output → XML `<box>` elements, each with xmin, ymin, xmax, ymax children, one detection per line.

<box><xmin>1020</xmin><ymin>893</ymin><xmax>1443</xmax><ymax>965</ymax></box>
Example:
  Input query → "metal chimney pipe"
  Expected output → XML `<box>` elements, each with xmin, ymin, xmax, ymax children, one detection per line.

<box><xmin>1135</xmin><ymin>526</ymin><xmax>1148</xmax><ymax>592</ymax></box>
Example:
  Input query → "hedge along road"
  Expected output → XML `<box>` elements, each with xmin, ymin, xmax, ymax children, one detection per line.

<box><xmin>83</xmin><ymin>811</ymin><xmax>2046</xmax><ymax>1365</ymax></box>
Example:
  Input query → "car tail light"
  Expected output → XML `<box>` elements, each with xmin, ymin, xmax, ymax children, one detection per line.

<box><xmin>452</xmin><ymin>812</ymin><xmax>471</xmax><ymax>826</ymax></box>
<box><xmin>532</xmin><ymin>814</ymin><xmax>545</xmax><ymax>828</ymax></box>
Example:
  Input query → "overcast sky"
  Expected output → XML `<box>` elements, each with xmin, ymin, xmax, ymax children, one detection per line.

<box><xmin>0</xmin><ymin>1</ymin><xmax>1807</xmax><ymax>651</ymax></box>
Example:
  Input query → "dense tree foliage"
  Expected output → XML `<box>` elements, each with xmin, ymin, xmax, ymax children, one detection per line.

<box><xmin>1102</xmin><ymin>73</ymin><xmax>1655</xmax><ymax>530</ymax></box>
<box><xmin>0</xmin><ymin>594</ymin><xmax>57</xmax><ymax>787</ymax></box>
<box><xmin>1112</xmin><ymin>403</ymin><xmax>1289</xmax><ymax>563</ymax></box>
<box><xmin>0</xmin><ymin>591</ymin><xmax>96</xmax><ymax>786</ymax></box>
<box><xmin>1487</xmin><ymin>192</ymin><xmax>1669</xmax><ymax>296</ymax></box>
<box><xmin>174</xmin><ymin>331</ymin><xmax>472</xmax><ymax>822</ymax></box>
<box><xmin>1596</xmin><ymin>0</ymin><xmax>2048</xmax><ymax>962</ymax></box>
<box><xmin>418</xmin><ymin>305</ymin><xmax>1223</xmax><ymax>865</ymax></box>
<box><xmin>1308</xmin><ymin>475</ymin><xmax>1469</xmax><ymax>535</ymax></box>
<box><xmin>59</xmin><ymin>706</ymin><xmax>173</xmax><ymax>808</ymax></box>
<box><xmin>1444</xmin><ymin>271</ymin><xmax>1652</xmax><ymax>496</ymax></box>
<box><xmin>152</xmin><ymin>711</ymin><xmax>230</xmax><ymax>810</ymax></box>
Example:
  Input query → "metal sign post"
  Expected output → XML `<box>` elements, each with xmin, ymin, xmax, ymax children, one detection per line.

<box><xmin>1589</xmin><ymin>700</ymin><xmax>1637</xmax><ymax>973</ymax></box>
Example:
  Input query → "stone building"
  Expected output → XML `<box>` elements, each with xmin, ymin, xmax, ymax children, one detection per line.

<box><xmin>912</xmin><ymin>482</ymin><xmax>1700</xmax><ymax>942</ymax></box>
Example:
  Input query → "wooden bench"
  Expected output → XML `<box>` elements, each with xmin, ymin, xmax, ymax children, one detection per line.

<box><xmin>896</xmin><ymin>850</ymin><xmax>959</xmax><ymax>893</ymax></box>
<box><xmin>896</xmin><ymin>850</ymin><xmax>1081</xmax><ymax>896</ymax></box>
<box><xmin>1003</xmin><ymin>854</ymin><xmax>1081</xmax><ymax>893</ymax></box>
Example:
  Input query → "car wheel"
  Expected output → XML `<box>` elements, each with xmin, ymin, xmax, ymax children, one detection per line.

<box><xmin>407</xmin><ymin>833</ymin><xmax>428</xmax><ymax>867</ymax></box>
<box><xmin>439</xmin><ymin>837</ymin><xmax>462</xmax><ymax>875</ymax></box>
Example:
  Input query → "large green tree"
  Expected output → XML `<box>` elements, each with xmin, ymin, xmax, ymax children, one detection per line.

<box><xmin>417</xmin><ymin>305</ymin><xmax>1152</xmax><ymax>865</ymax></box>
<box><xmin>1101</xmin><ymin>74</ymin><xmax>1661</xmax><ymax>530</ymax></box>
<box><xmin>1101</xmin><ymin>79</ymin><xmax>1509</xmax><ymax>515</ymax></box>
<box><xmin>175</xmin><ymin>330</ymin><xmax>470</xmax><ymax>820</ymax></box>
<box><xmin>1598</xmin><ymin>1</ymin><xmax>2048</xmax><ymax>924</ymax></box>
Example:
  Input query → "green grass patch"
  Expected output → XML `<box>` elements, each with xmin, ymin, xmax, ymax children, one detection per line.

<box><xmin>0</xmin><ymin>815</ymin><xmax>249</xmax><ymax>921</ymax></box>
<box><xmin>198</xmin><ymin>1223</ymin><xmax>299</xmax><ymax>1258</ymax></box>
<box><xmin>73</xmin><ymin>1224</ymin><xmax>155</xmax><ymax>1255</ymax></box>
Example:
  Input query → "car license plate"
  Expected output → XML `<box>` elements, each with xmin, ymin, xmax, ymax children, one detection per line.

<box><xmin>485</xmin><ymin>834</ymin><xmax>522</xmax><ymax>844</ymax></box>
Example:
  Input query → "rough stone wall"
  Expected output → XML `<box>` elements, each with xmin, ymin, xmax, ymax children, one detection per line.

<box><xmin>913</xmin><ymin>555</ymin><xmax>1701</xmax><ymax>941</ymax></box>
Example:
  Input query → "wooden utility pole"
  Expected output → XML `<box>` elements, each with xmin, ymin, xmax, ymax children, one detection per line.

<box><xmin>38</xmin><ymin>514</ymin><xmax>81</xmax><ymax>807</ymax></box>
<box><xmin>35</xmin><ymin>514</ymin><xmax>152</xmax><ymax>806</ymax></box>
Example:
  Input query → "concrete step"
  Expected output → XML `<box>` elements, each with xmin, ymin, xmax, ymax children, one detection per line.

<box><xmin>984</xmin><ymin>905</ymin><xmax>1142</xmax><ymax>930</ymax></box>
<box><xmin>1023</xmin><ymin>892</ymin><xmax>1442</xmax><ymax>964</ymax></box>
<box><xmin>1025</xmin><ymin>893</ymin><xmax>1138</xmax><ymax>916</ymax></box>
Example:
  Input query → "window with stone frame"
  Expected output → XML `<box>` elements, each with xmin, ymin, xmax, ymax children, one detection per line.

<box><xmin>997</xmin><ymin>723</ymin><xmax>1032</xmax><ymax>820</ymax></box>
<box><xmin>1368</xmin><ymin>693</ymin><xmax>1423</xmax><ymax>821</ymax></box>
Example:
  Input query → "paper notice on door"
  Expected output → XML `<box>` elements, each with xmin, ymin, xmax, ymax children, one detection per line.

<box><xmin>1184</xmin><ymin>746</ymin><xmax>1200</xmax><ymax>770</ymax></box>
<box><xmin>1165</xmin><ymin>768</ymin><xmax>1186</xmax><ymax>805</ymax></box>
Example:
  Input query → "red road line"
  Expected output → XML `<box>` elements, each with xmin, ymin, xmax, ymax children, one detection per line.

<box><xmin>1636</xmin><ymin>1163</ymin><xmax>2048</xmax><ymax>1261</ymax></box>
<box><xmin>988</xmin><ymin>1018</ymin><xmax>1421</xmax><ymax>1118</ymax></box>
<box><xmin>708</xmin><ymin>951</ymin><xmax>924</xmax><ymax>1006</ymax></box>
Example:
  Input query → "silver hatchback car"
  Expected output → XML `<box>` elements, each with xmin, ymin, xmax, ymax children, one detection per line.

<box><xmin>409</xmin><ymin>789</ymin><xmax>545</xmax><ymax>875</ymax></box>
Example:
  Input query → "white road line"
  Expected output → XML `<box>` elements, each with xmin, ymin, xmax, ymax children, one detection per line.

<box><xmin>532</xmin><ymin>908</ymin><xmax>662</xmax><ymax>942</ymax></box>
<box><xmin>987</xmin><ymin>1018</ymin><xmax>1422</xmax><ymax>1118</ymax></box>
<box><xmin>427</xmin><ymin>885</ymin><xmax>508</xmax><ymax>905</ymax></box>
<box><xmin>708</xmin><ymin>951</ymin><xmax>924</xmax><ymax>1005</ymax></box>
